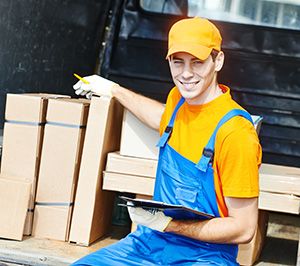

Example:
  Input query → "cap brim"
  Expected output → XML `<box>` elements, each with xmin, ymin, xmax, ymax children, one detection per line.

<box><xmin>166</xmin><ymin>43</ymin><xmax>212</xmax><ymax>61</ymax></box>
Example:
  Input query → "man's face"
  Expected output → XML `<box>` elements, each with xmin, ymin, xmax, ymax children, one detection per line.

<box><xmin>169</xmin><ymin>52</ymin><xmax>217</xmax><ymax>105</ymax></box>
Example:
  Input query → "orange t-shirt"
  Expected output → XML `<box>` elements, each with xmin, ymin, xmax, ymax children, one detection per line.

<box><xmin>160</xmin><ymin>85</ymin><xmax>262</xmax><ymax>217</ymax></box>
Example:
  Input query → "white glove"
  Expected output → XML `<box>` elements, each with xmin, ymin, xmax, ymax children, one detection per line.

<box><xmin>128</xmin><ymin>207</ymin><xmax>172</xmax><ymax>232</ymax></box>
<box><xmin>73</xmin><ymin>74</ymin><xmax>119</xmax><ymax>99</ymax></box>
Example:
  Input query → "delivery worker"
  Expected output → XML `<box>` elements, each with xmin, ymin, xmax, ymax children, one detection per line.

<box><xmin>72</xmin><ymin>17</ymin><xmax>262</xmax><ymax>265</ymax></box>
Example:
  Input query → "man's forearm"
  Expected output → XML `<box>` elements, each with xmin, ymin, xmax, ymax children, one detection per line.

<box><xmin>112</xmin><ymin>85</ymin><xmax>164</xmax><ymax>131</ymax></box>
<box><xmin>165</xmin><ymin>216</ymin><xmax>256</xmax><ymax>245</ymax></box>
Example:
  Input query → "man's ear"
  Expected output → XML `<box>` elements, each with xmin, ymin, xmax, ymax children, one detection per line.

<box><xmin>215</xmin><ymin>51</ymin><xmax>224</xmax><ymax>72</ymax></box>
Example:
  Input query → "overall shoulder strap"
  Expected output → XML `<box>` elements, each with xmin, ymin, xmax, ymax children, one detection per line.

<box><xmin>157</xmin><ymin>97</ymin><xmax>185</xmax><ymax>148</ymax></box>
<box><xmin>196</xmin><ymin>109</ymin><xmax>253</xmax><ymax>172</ymax></box>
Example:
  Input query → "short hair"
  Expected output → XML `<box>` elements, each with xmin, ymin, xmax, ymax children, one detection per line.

<box><xmin>211</xmin><ymin>49</ymin><xmax>219</xmax><ymax>62</ymax></box>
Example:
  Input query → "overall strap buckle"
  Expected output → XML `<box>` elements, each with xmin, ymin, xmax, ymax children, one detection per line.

<box><xmin>156</xmin><ymin>126</ymin><xmax>173</xmax><ymax>148</ymax></box>
<box><xmin>202</xmin><ymin>148</ymin><xmax>214</xmax><ymax>160</ymax></box>
<box><xmin>196</xmin><ymin>148</ymin><xmax>214</xmax><ymax>172</ymax></box>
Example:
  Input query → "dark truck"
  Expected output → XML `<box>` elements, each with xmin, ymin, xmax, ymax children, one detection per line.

<box><xmin>0</xmin><ymin>0</ymin><xmax>299</xmax><ymax>265</ymax></box>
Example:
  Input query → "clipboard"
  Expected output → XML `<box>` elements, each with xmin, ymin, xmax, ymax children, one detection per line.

<box><xmin>119</xmin><ymin>196</ymin><xmax>215</xmax><ymax>220</ymax></box>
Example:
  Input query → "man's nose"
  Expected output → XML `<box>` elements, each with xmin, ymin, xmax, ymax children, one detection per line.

<box><xmin>181</xmin><ymin>65</ymin><xmax>194</xmax><ymax>79</ymax></box>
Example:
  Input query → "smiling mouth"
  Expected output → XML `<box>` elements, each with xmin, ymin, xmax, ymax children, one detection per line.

<box><xmin>179</xmin><ymin>81</ymin><xmax>199</xmax><ymax>88</ymax></box>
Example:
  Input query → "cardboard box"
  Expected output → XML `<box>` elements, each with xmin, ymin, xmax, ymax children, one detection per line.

<box><xmin>103</xmin><ymin>171</ymin><xmax>155</xmax><ymax>196</ymax></box>
<box><xmin>120</xmin><ymin>109</ymin><xmax>160</xmax><ymax>160</ymax></box>
<box><xmin>69</xmin><ymin>96</ymin><xmax>123</xmax><ymax>246</ymax></box>
<box><xmin>259</xmin><ymin>191</ymin><xmax>300</xmax><ymax>214</ymax></box>
<box><xmin>0</xmin><ymin>177</ymin><xmax>31</xmax><ymax>240</ymax></box>
<box><xmin>106</xmin><ymin>152</ymin><xmax>157</xmax><ymax>177</ymax></box>
<box><xmin>237</xmin><ymin>210</ymin><xmax>269</xmax><ymax>265</ymax></box>
<box><xmin>259</xmin><ymin>163</ymin><xmax>300</xmax><ymax>196</ymax></box>
<box><xmin>0</xmin><ymin>93</ymin><xmax>69</xmax><ymax>235</ymax></box>
<box><xmin>33</xmin><ymin>98</ymin><xmax>89</xmax><ymax>241</ymax></box>
<box><xmin>119</xmin><ymin>112</ymin><xmax>262</xmax><ymax>161</ymax></box>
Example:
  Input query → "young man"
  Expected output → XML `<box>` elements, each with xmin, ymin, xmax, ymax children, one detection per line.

<box><xmin>73</xmin><ymin>17</ymin><xmax>261</xmax><ymax>265</ymax></box>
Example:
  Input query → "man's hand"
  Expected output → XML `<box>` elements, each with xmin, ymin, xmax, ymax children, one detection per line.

<box><xmin>128</xmin><ymin>207</ymin><xmax>172</xmax><ymax>232</ymax></box>
<box><xmin>73</xmin><ymin>74</ymin><xmax>119</xmax><ymax>99</ymax></box>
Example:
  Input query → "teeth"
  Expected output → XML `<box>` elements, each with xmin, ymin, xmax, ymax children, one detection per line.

<box><xmin>182</xmin><ymin>82</ymin><xmax>197</xmax><ymax>89</ymax></box>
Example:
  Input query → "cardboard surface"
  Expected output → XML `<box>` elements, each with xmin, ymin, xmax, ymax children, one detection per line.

<box><xmin>260</xmin><ymin>164</ymin><xmax>300</xmax><ymax>196</ymax></box>
<box><xmin>119</xmin><ymin>113</ymin><xmax>261</xmax><ymax>161</ymax></box>
<box><xmin>32</xmin><ymin>206</ymin><xmax>70</xmax><ymax>241</ymax></box>
<box><xmin>1</xmin><ymin>93</ymin><xmax>69</xmax><ymax>235</ymax></box>
<box><xmin>103</xmin><ymin>172</ymin><xmax>155</xmax><ymax>196</ymax></box>
<box><xmin>69</xmin><ymin>96</ymin><xmax>123</xmax><ymax>246</ymax></box>
<box><xmin>0</xmin><ymin>178</ymin><xmax>31</xmax><ymax>241</ymax></box>
<box><xmin>237</xmin><ymin>210</ymin><xmax>269</xmax><ymax>266</ymax></box>
<box><xmin>120</xmin><ymin>109</ymin><xmax>160</xmax><ymax>160</ymax></box>
<box><xmin>259</xmin><ymin>191</ymin><xmax>300</xmax><ymax>214</ymax></box>
<box><xmin>106</xmin><ymin>152</ymin><xmax>157</xmax><ymax>177</ymax></box>
<box><xmin>33</xmin><ymin>99</ymin><xmax>89</xmax><ymax>241</ymax></box>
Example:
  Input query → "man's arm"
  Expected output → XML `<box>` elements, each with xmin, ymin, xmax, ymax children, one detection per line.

<box><xmin>111</xmin><ymin>85</ymin><xmax>164</xmax><ymax>131</ymax></box>
<box><xmin>165</xmin><ymin>197</ymin><xmax>258</xmax><ymax>244</ymax></box>
<box><xmin>73</xmin><ymin>75</ymin><xmax>165</xmax><ymax>131</ymax></box>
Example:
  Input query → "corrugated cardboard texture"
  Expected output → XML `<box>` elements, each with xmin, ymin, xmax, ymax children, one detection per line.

<box><xmin>1</xmin><ymin>93</ymin><xmax>69</xmax><ymax>235</ymax></box>
<box><xmin>0</xmin><ymin>178</ymin><xmax>31</xmax><ymax>240</ymax></box>
<box><xmin>33</xmin><ymin>99</ymin><xmax>89</xmax><ymax>241</ymax></box>
<box><xmin>120</xmin><ymin>109</ymin><xmax>160</xmax><ymax>160</ymax></box>
<box><xmin>69</xmin><ymin>96</ymin><xmax>123</xmax><ymax>246</ymax></box>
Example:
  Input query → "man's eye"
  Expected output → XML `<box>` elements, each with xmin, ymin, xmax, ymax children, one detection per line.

<box><xmin>193</xmin><ymin>60</ymin><xmax>202</xmax><ymax>65</ymax></box>
<box><xmin>173</xmin><ymin>60</ymin><xmax>182</xmax><ymax>64</ymax></box>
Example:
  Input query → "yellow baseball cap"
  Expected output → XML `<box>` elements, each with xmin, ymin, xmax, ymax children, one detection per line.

<box><xmin>166</xmin><ymin>17</ymin><xmax>222</xmax><ymax>61</ymax></box>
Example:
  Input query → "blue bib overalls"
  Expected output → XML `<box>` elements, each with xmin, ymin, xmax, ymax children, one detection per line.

<box><xmin>73</xmin><ymin>97</ymin><xmax>253</xmax><ymax>266</ymax></box>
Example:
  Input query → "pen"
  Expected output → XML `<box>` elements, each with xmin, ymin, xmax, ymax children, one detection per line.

<box><xmin>73</xmin><ymin>73</ymin><xmax>90</xmax><ymax>84</ymax></box>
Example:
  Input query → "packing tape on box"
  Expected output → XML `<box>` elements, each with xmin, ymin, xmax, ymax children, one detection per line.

<box><xmin>46</xmin><ymin>121</ymin><xmax>86</xmax><ymax>129</ymax></box>
<box><xmin>35</xmin><ymin>202</ymin><xmax>74</xmax><ymax>207</ymax></box>
<box><xmin>5</xmin><ymin>120</ymin><xmax>46</xmax><ymax>126</ymax></box>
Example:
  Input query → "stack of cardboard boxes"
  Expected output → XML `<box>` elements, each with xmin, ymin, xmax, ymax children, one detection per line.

<box><xmin>0</xmin><ymin>93</ymin><xmax>69</xmax><ymax>240</ymax></box>
<box><xmin>103</xmin><ymin>109</ymin><xmax>269</xmax><ymax>266</ymax></box>
<box><xmin>0</xmin><ymin>94</ymin><xmax>124</xmax><ymax>244</ymax></box>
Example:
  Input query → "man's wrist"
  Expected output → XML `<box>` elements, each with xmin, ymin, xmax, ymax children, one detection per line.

<box><xmin>164</xmin><ymin>219</ymin><xmax>178</xmax><ymax>233</ymax></box>
<box><xmin>111</xmin><ymin>83</ymin><xmax>121</xmax><ymax>98</ymax></box>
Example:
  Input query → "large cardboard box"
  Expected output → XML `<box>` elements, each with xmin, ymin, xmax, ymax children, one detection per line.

<box><xmin>0</xmin><ymin>93</ymin><xmax>69</xmax><ymax>235</ymax></box>
<box><xmin>0</xmin><ymin>177</ymin><xmax>31</xmax><ymax>240</ymax></box>
<box><xmin>69</xmin><ymin>96</ymin><xmax>123</xmax><ymax>246</ymax></box>
<box><xmin>33</xmin><ymin>98</ymin><xmax>89</xmax><ymax>241</ymax></box>
<box><xmin>119</xmin><ymin>112</ymin><xmax>262</xmax><ymax>160</ymax></box>
<box><xmin>120</xmin><ymin>109</ymin><xmax>160</xmax><ymax>160</ymax></box>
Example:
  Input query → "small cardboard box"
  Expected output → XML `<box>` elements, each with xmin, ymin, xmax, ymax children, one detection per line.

<box><xmin>0</xmin><ymin>177</ymin><xmax>31</xmax><ymax>240</ymax></box>
<box><xmin>120</xmin><ymin>109</ymin><xmax>160</xmax><ymax>160</ymax></box>
<box><xmin>106</xmin><ymin>151</ymin><xmax>158</xmax><ymax>177</ymax></box>
<box><xmin>33</xmin><ymin>98</ymin><xmax>89</xmax><ymax>241</ymax></box>
<box><xmin>0</xmin><ymin>93</ymin><xmax>69</xmax><ymax>235</ymax></box>
<box><xmin>103</xmin><ymin>171</ymin><xmax>155</xmax><ymax>196</ymax></box>
<box><xmin>69</xmin><ymin>96</ymin><xmax>123</xmax><ymax>246</ymax></box>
